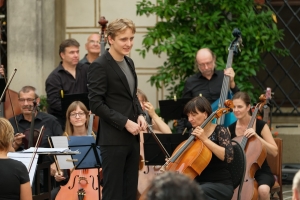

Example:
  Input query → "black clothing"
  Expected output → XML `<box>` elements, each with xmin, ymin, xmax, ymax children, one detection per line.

<box><xmin>79</xmin><ymin>54</ymin><xmax>91</xmax><ymax>65</ymax></box>
<box><xmin>228</xmin><ymin>119</ymin><xmax>275</xmax><ymax>188</ymax></box>
<box><xmin>45</xmin><ymin>62</ymin><xmax>89</xmax><ymax>127</ymax></box>
<box><xmin>88</xmin><ymin>50</ymin><xmax>143</xmax><ymax>200</ymax></box>
<box><xmin>0</xmin><ymin>159</ymin><xmax>30</xmax><ymax>199</ymax></box>
<box><xmin>194</xmin><ymin>125</ymin><xmax>234</xmax><ymax>200</ymax></box>
<box><xmin>177</xmin><ymin>70</ymin><xmax>240</xmax><ymax>134</ymax></box>
<box><xmin>9</xmin><ymin>112</ymin><xmax>63</xmax><ymax>150</ymax></box>
<box><xmin>182</xmin><ymin>70</ymin><xmax>239</xmax><ymax>103</ymax></box>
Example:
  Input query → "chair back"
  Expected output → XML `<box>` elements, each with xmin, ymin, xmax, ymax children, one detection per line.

<box><xmin>266</xmin><ymin>137</ymin><xmax>283</xmax><ymax>200</ymax></box>
<box><xmin>228</xmin><ymin>140</ymin><xmax>246</xmax><ymax>200</ymax></box>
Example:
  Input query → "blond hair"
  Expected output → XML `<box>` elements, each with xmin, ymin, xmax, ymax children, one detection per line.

<box><xmin>0</xmin><ymin>118</ymin><xmax>14</xmax><ymax>151</ymax></box>
<box><xmin>293</xmin><ymin>170</ymin><xmax>300</xmax><ymax>191</ymax></box>
<box><xmin>106</xmin><ymin>18</ymin><xmax>136</xmax><ymax>44</ymax></box>
<box><xmin>64</xmin><ymin>101</ymin><xmax>89</xmax><ymax>136</ymax></box>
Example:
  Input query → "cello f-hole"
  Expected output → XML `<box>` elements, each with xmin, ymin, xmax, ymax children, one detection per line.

<box><xmin>69</xmin><ymin>175</ymin><xmax>79</xmax><ymax>189</ymax></box>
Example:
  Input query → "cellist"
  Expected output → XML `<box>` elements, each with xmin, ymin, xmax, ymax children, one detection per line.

<box><xmin>184</xmin><ymin>96</ymin><xmax>234</xmax><ymax>200</ymax></box>
<box><xmin>228</xmin><ymin>92</ymin><xmax>278</xmax><ymax>200</ymax></box>
<box><xmin>51</xmin><ymin>101</ymin><xmax>101</xmax><ymax>199</ymax></box>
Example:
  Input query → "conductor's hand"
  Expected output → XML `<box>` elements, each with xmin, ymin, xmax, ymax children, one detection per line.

<box><xmin>54</xmin><ymin>171</ymin><xmax>66</xmax><ymax>182</ymax></box>
<box><xmin>137</xmin><ymin>115</ymin><xmax>147</xmax><ymax>131</ymax></box>
<box><xmin>125</xmin><ymin>119</ymin><xmax>142</xmax><ymax>136</ymax></box>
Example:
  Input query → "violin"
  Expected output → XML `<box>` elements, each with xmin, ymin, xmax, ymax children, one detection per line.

<box><xmin>232</xmin><ymin>95</ymin><xmax>268</xmax><ymax>200</ymax></box>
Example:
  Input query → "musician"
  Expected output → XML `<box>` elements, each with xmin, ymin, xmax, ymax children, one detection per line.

<box><xmin>9</xmin><ymin>86</ymin><xmax>63</xmax><ymax>152</ymax></box>
<box><xmin>228</xmin><ymin>91</ymin><xmax>278</xmax><ymax>200</ymax></box>
<box><xmin>51</xmin><ymin>101</ymin><xmax>100</xmax><ymax>199</ymax></box>
<box><xmin>292</xmin><ymin>170</ymin><xmax>300</xmax><ymax>200</ymax></box>
<box><xmin>177</xmin><ymin>48</ymin><xmax>239</xmax><ymax>133</ymax></box>
<box><xmin>184</xmin><ymin>96</ymin><xmax>234</xmax><ymax>200</ymax></box>
<box><xmin>79</xmin><ymin>33</ymin><xmax>101</xmax><ymax>65</ymax></box>
<box><xmin>45</xmin><ymin>38</ymin><xmax>89</xmax><ymax>129</ymax></box>
<box><xmin>144</xmin><ymin>171</ymin><xmax>204</xmax><ymax>200</ymax></box>
<box><xmin>88</xmin><ymin>18</ymin><xmax>147</xmax><ymax>200</ymax></box>
<box><xmin>137</xmin><ymin>89</ymin><xmax>171</xmax><ymax>133</ymax></box>
<box><xmin>0</xmin><ymin>118</ymin><xmax>32</xmax><ymax>200</ymax></box>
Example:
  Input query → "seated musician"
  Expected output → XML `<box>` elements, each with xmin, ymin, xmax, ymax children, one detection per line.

<box><xmin>184</xmin><ymin>96</ymin><xmax>234</xmax><ymax>200</ymax></box>
<box><xmin>0</xmin><ymin>118</ymin><xmax>32</xmax><ymax>200</ymax></box>
<box><xmin>8</xmin><ymin>86</ymin><xmax>63</xmax><ymax>152</ymax></box>
<box><xmin>228</xmin><ymin>91</ymin><xmax>278</xmax><ymax>200</ymax></box>
<box><xmin>51</xmin><ymin>101</ymin><xmax>100</xmax><ymax>199</ymax></box>
<box><xmin>137</xmin><ymin>89</ymin><xmax>171</xmax><ymax>133</ymax></box>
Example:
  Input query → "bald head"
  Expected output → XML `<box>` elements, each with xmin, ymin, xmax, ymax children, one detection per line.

<box><xmin>195</xmin><ymin>48</ymin><xmax>216</xmax><ymax>79</ymax></box>
<box><xmin>85</xmin><ymin>33</ymin><xmax>101</xmax><ymax>55</ymax></box>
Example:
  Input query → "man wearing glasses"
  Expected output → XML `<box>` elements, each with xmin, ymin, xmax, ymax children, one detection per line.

<box><xmin>9</xmin><ymin>85</ymin><xmax>63</xmax><ymax>152</ymax></box>
<box><xmin>176</xmin><ymin>48</ymin><xmax>239</xmax><ymax>133</ymax></box>
<box><xmin>79</xmin><ymin>33</ymin><xmax>101</xmax><ymax>65</ymax></box>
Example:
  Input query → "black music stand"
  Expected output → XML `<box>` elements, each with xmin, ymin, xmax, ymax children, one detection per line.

<box><xmin>143</xmin><ymin>133</ymin><xmax>189</xmax><ymax>165</ymax></box>
<box><xmin>159</xmin><ymin>98</ymin><xmax>192</xmax><ymax>120</ymax></box>
<box><xmin>68</xmin><ymin>135</ymin><xmax>102</xmax><ymax>199</ymax></box>
<box><xmin>61</xmin><ymin>92</ymin><xmax>90</xmax><ymax>115</ymax></box>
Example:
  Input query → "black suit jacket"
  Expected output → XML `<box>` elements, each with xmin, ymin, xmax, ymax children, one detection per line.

<box><xmin>87</xmin><ymin>50</ymin><xmax>144</xmax><ymax>146</ymax></box>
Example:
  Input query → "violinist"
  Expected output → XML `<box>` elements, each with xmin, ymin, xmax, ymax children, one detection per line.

<box><xmin>79</xmin><ymin>33</ymin><xmax>101</xmax><ymax>65</ymax></box>
<box><xmin>0</xmin><ymin>118</ymin><xmax>32</xmax><ymax>200</ymax></box>
<box><xmin>228</xmin><ymin>91</ymin><xmax>278</xmax><ymax>200</ymax></box>
<box><xmin>8</xmin><ymin>86</ymin><xmax>63</xmax><ymax>152</ymax></box>
<box><xmin>137</xmin><ymin>89</ymin><xmax>171</xmax><ymax>133</ymax></box>
<box><xmin>177</xmin><ymin>48</ymin><xmax>239</xmax><ymax>133</ymax></box>
<box><xmin>51</xmin><ymin>101</ymin><xmax>100</xmax><ymax>199</ymax></box>
<box><xmin>184</xmin><ymin>96</ymin><xmax>234</xmax><ymax>200</ymax></box>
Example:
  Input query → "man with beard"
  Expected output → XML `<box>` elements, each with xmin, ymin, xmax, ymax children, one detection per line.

<box><xmin>46</xmin><ymin>38</ymin><xmax>89</xmax><ymax>129</ymax></box>
<box><xmin>176</xmin><ymin>48</ymin><xmax>239</xmax><ymax>133</ymax></box>
<box><xmin>8</xmin><ymin>85</ymin><xmax>63</xmax><ymax>151</ymax></box>
<box><xmin>79</xmin><ymin>33</ymin><xmax>101</xmax><ymax>65</ymax></box>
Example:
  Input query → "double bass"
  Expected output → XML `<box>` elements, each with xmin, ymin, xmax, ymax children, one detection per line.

<box><xmin>232</xmin><ymin>95</ymin><xmax>268</xmax><ymax>200</ymax></box>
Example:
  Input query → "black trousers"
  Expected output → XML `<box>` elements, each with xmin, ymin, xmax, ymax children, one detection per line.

<box><xmin>100</xmin><ymin>142</ymin><xmax>140</xmax><ymax>200</ymax></box>
<box><xmin>201</xmin><ymin>182</ymin><xmax>234</xmax><ymax>200</ymax></box>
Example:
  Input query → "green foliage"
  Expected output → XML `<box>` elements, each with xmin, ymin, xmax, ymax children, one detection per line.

<box><xmin>136</xmin><ymin>0</ymin><xmax>288</xmax><ymax>100</ymax></box>
<box><xmin>39</xmin><ymin>95</ymin><xmax>48</xmax><ymax>112</ymax></box>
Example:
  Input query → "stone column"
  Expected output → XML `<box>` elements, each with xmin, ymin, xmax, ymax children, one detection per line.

<box><xmin>6</xmin><ymin>0</ymin><xmax>64</xmax><ymax>96</ymax></box>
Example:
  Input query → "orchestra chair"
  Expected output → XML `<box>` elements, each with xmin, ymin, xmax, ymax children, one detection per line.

<box><xmin>267</xmin><ymin>138</ymin><xmax>283</xmax><ymax>200</ymax></box>
<box><xmin>228</xmin><ymin>140</ymin><xmax>246</xmax><ymax>200</ymax></box>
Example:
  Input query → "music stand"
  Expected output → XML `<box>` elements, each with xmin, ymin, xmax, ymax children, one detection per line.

<box><xmin>61</xmin><ymin>93</ymin><xmax>90</xmax><ymax>117</ymax></box>
<box><xmin>159</xmin><ymin>98</ymin><xmax>192</xmax><ymax>120</ymax></box>
<box><xmin>68</xmin><ymin>135</ymin><xmax>102</xmax><ymax>199</ymax></box>
<box><xmin>143</xmin><ymin>133</ymin><xmax>189</xmax><ymax>165</ymax></box>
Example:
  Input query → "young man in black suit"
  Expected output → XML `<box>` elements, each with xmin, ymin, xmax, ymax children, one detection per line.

<box><xmin>88</xmin><ymin>18</ymin><xmax>147</xmax><ymax>200</ymax></box>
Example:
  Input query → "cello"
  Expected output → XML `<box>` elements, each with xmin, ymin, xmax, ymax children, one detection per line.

<box><xmin>159</xmin><ymin>102</ymin><xmax>233</xmax><ymax>179</ymax></box>
<box><xmin>232</xmin><ymin>95</ymin><xmax>268</xmax><ymax>200</ymax></box>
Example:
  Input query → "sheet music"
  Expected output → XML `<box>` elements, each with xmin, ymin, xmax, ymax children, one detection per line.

<box><xmin>22</xmin><ymin>147</ymin><xmax>69</xmax><ymax>153</ymax></box>
<box><xmin>51</xmin><ymin>136</ymin><xmax>75</xmax><ymax>169</ymax></box>
<box><xmin>8</xmin><ymin>152</ymin><xmax>39</xmax><ymax>186</ymax></box>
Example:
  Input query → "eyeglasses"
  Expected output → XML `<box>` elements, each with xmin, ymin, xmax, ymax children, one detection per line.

<box><xmin>88</xmin><ymin>40</ymin><xmax>100</xmax><ymax>45</ymax></box>
<box><xmin>70</xmin><ymin>112</ymin><xmax>86</xmax><ymax>118</ymax></box>
<box><xmin>18</xmin><ymin>98</ymin><xmax>36</xmax><ymax>103</ymax></box>
<box><xmin>198</xmin><ymin>61</ymin><xmax>213</xmax><ymax>68</ymax></box>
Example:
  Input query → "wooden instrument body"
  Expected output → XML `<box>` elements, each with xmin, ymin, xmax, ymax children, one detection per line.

<box><xmin>55</xmin><ymin>168</ymin><xmax>101</xmax><ymax>200</ymax></box>
<box><xmin>165</xmin><ymin>138</ymin><xmax>212</xmax><ymax>179</ymax></box>
<box><xmin>232</xmin><ymin>135</ymin><xmax>267</xmax><ymax>200</ymax></box>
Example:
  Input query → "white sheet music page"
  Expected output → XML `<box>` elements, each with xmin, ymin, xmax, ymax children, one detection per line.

<box><xmin>51</xmin><ymin>136</ymin><xmax>75</xmax><ymax>169</ymax></box>
<box><xmin>8</xmin><ymin>152</ymin><xmax>38</xmax><ymax>186</ymax></box>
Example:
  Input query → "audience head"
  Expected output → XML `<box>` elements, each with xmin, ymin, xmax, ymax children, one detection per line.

<box><xmin>293</xmin><ymin>170</ymin><xmax>300</xmax><ymax>200</ymax></box>
<box><xmin>18</xmin><ymin>86</ymin><xmax>40</xmax><ymax>115</ymax></box>
<box><xmin>106</xmin><ymin>18</ymin><xmax>136</xmax><ymax>46</ymax></box>
<box><xmin>59</xmin><ymin>38</ymin><xmax>80</xmax><ymax>65</ymax></box>
<box><xmin>183</xmin><ymin>96</ymin><xmax>212</xmax><ymax>128</ymax></box>
<box><xmin>85</xmin><ymin>33</ymin><xmax>101</xmax><ymax>55</ymax></box>
<box><xmin>195</xmin><ymin>48</ymin><xmax>216</xmax><ymax>78</ymax></box>
<box><xmin>65</xmin><ymin>101</ymin><xmax>89</xmax><ymax>135</ymax></box>
<box><xmin>145</xmin><ymin>172</ymin><xmax>204</xmax><ymax>200</ymax></box>
<box><xmin>0</xmin><ymin>118</ymin><xmax>14</xmax><ymax>152</ymax></box>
